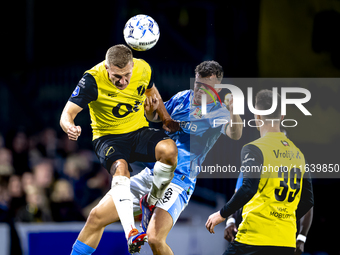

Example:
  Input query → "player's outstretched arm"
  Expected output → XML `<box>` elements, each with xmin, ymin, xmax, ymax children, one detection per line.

<box><xmin>60</xmin><ymin>101</ymin><xmax>83</xmax><ymax>141</ymax></box>
<box><xmin>145</xmin><ymin>84</ymin><xmax>180</xmax><ymax>132</ymax></box>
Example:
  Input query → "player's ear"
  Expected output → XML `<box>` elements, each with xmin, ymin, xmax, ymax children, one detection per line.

<box><xmin>280</xmin><ymin>115</ymin><xmax>285</xmax><ymax>121</ymax></box>
<box><xmin>105</xmin><ymin>64</ymin><xmax>109</xmax><ymax>71</ymax></box>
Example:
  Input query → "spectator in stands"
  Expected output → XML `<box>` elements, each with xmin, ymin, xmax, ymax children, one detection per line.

<box><xmin>63</xmin><ymin>154</ymin><xmax>93</xmax><ymax>208</ymax></box>
<box><xmin>57</xmin><ymin>133</ymin><xmax>79</xmax><ymax>158</ymax></box>
<box><xmin>16</xmin><ymin>184</ymin><xmax>52</xmax><ymax>222</ymax></box>
<box><xmin>8</xmin><ymin>175</ymin><xmax>26</xmax><ymax>217</ymax></box>
<box><xmin>0</xmin><ymin>148</ymin><xmax>14</xmax><ymax>176</ymax></box>
<box><xmin>21</xmin><ymin>172</ymin><xmax>34</xmax><ymax>193</ymax></box>
<box><xmin>6</xmin><ymin>129</ymin><xmax>30</xmax><ymax>175</ymax></box>
<box><xmin>32</xmin><ymin>159</ymin><xmax>55</xmax><ymax>198</ymax></box>
<box><xmin>50</xmin><ymin>179</ymin><xmax>85</xmax><ymax>222</ymax></box>
<box><xmin>0</xmin><ymin>175</ymin><xmax>23</xmax><ymax>255</ymax></box>
<box><xmin>36</xmin><ymin>128</ymin><xmax>58</xmax><ymax>159</ymax></box>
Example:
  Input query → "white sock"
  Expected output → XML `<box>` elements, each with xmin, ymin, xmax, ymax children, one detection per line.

<box><xmin>109</xmin><ymin>176</ymin><xmax>135</xmax><ymax>239</ymax></box>
<box><xmin>148</xmin><ymin>161</ymin><xmax>176</xmax><ymax>206</ymax></box>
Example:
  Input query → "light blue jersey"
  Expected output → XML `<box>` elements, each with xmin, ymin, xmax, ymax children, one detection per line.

<box><xmin>150</xmin><ymin>90</ymin><xmax>231</xmax><ymax>195</ymax></box>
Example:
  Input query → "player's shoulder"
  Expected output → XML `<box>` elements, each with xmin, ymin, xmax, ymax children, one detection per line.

<box><xmin>207</xmin><ymin>102</ymin><xmax>230</xmax><ymax>120</ymax></box>
<box><xmin>285</xmin><ymin>137</ymin><xmax>305</xmax><ymax>156</ymax></box>
<box><xmin>171</xmin><ymin>90</ymin><xmax>192</xmax><ymax>103</ymax></box>
<box><xmin>241</xmin><ymin>143</ymin><xmax>264</xmax><ymax>162</ymax></box>
<box><xmin>243</xmin><ymin>137</ymin><xmax>263</xmax><ymax>154</ymax></box>
<box><xmin>244</xmin><ymin>135</ymin><xmax>275</xmax><ymax>156</ymax></box>
<box><xmin>176</xmin><ymin>89</ymin><xmax>191</xmax><ymax>98</ymax></box>
<box><xmin>133</xmin><ymin>58</ymin><xmax>152</xmax><ymax>70</ymax></box>
<box><xmin>242</xmin><ymin>142</ymin><xmax>261</xmax><ymax>152</ymax></box>
<box><xmin>246</xmin><ymin>136</ymin><xmax>262</xmax><ymax>146</ymax></box>
<box><xmin>85</xmin><ymin>61</ymin><xmax>106</xmax><ymax>78</ymax></box>
<box><xmin>216</xmin><ymin>103</ymin><xmax>230</xmax><ymax>114</ymax></box>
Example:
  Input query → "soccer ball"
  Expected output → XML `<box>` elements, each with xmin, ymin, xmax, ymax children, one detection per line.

<box><xmin>123</xmin><ymin>14</ymin><xmax>160</xmax><ymax>51</ymax></box>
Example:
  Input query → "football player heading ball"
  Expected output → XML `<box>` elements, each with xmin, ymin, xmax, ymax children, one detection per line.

<box><xmin>61</xmin><ymin>44</ymin><xmax>179</xmax><ymax>254</ymax></box>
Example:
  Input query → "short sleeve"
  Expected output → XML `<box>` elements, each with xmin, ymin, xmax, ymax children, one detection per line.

<box><xmin>164</xmin><ymin>96</ymin><xmax>177</xmax><ymax>115</ymax></box>
<box><xmin>163</xmin><ymin>90</ymin><xmax>189</xmax><ymax>116</ymax></box>
<box><xmin>146</xmin><ymin>65</ymin><xmax>154</xmax><ymax>89</ymax></box>
<box><xmin>68</xmin><ymin>73</ymin><xmax>98</xmax><ymax>108</ymax></box>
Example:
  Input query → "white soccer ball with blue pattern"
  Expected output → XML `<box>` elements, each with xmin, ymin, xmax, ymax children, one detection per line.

<box><xmin>123</xmin><ymin>14</ymin><xmax>160</xmax><ymax>51</ymax></box>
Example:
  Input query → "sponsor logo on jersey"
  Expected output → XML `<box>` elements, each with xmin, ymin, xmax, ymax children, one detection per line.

<box><xmin>281</xmin><ymin>140</ymin><xmax>289</xmax><ymax>146</ymax></box>
<box><xmin>242</xmin><ymin>158</ymin><xmax>255</xmax><ymax>164</ymax></box>
<box><xmin>78</xmin><ymin>77</ymin><xmax>86</xmax><ymax>88</ymax></box>
<box><xmin>72</xmin><ymin>86</ymin><xmax>80</xmax><ymax>97</ymax></box>
<box><xmin>273</xmin><ymin>149</ymin><xmax>299</xmax><ymax>160</ymax></box>
<box><xmin>175</xmin><ymin>103</ymin><xmax>184</xmax><ymax>111</ymax></box>
<box><xmin>193</xmin><ymin>107</ymin><xmax>202</xmax><ymax>119</ymax></box>
<box><xmin>269</xmin><ymin>211</ymin><xmax>294</xmax><ymax>219</ymax></box>
<box><xmin>242</xmin><ymin>153</ymin><xmax>255</xmax><ymax>164</ymax></box>
<box><xmin>180</xmin><ymin>121</ymin><xmax>197</xmax><ymax>132</ymax></box>
<box><xmin>108</xmin><ymin>92</ymin><xmax>118</xmax><ymax>98</ymax></box>
<box><xmin>137</xmin><ymin>85</ymin><xmax>146</xmax><ymax>96</ymax></box>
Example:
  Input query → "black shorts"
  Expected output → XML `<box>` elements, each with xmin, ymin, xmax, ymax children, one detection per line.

<box><xmin>223</xmin><ymin>241</ymin><xmax>294</xmax><ymax>255</ymax></box>
<box><xmin>93</xmin><ymin>127</ymin><xmax>170</xmax><ymax>172</ymax></box>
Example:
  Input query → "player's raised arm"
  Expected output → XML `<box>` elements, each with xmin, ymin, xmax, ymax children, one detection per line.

<box><xmin>145</xmin><ymin>84</ymin><xmax>180</xmax><ymax>132</ymax></box>
<box><xmin>225</xmin><ymin>95</ymin><xmax>243</xmax><ymax>140</ymax></box>
<box><xmin>60</xmin><ymin>101</ymin><xmax>83</xmax><ymax>141</ymax></box>
<box><xmin>144</xmin><ymin>92</ymin><xmax>161</xmax><ymax>122</ymax></box>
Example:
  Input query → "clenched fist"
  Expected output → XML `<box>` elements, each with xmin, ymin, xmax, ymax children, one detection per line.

<box><xmin>67</xmin><ymin>125</ymin><xmax>81</xmax><ymax>141</ymax></box>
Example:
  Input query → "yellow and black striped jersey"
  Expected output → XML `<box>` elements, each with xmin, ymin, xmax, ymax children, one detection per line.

<box><xmin>69</xmin><ymin>58</ymin><xmax>153</xmax><ymax>140</ymax></box>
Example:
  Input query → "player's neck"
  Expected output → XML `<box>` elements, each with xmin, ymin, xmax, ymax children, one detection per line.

<box><xmin>193</xmin><ymin>98</ymin><xmax>215</xmax><ymax>106</ymax></box>
<box><xmin>259</xmin><ymin>124</ymin><xmax>281</xmax><ymax>137</ymax></box>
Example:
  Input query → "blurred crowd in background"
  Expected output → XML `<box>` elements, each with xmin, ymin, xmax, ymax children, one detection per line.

<box><xmin>0</xmin><ymin>127</ymin><xmax>111</xmax><ymax>224</ymax></box>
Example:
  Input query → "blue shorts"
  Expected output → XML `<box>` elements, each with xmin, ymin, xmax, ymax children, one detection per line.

<box><xmin>130</xmin><ymin>167</ymin><xmax>191</xmax><ymax>225</ymax></box>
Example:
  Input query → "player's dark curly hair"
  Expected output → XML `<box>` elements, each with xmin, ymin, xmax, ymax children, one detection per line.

<box><xmin>195</xmin><ymin>61</ymin><xmax>224</xmax><ymax>81</ymax></box>
<box><xmin>255</xmin><ymin>89</ymin><xmax>281</xmax><ymax>119</ymax></box>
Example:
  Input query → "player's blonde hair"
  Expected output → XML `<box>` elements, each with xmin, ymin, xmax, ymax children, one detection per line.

<box><xmin>105</xmin><ymin>44</ymin><xmax>133</xmax><ymax>68</ymax></box>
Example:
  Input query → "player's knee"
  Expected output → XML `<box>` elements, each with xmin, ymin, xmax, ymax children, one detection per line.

<box><xmin>86</xmin><ymin>207</ymin><xmax>104</xmax><ymax>230</ymax></box>
<box><xmin>155</xmin><ymin>139</ymin><xmax>178</xmax><ymax>166</ymax></box>
<box><xmin>110</xmin><ymin>159</ymin><xmax>130</xmax><ymax>177</ymax></box>
<box><xmin>147</xmin><ymin>233</ymin><xmax>165</xmax><ymax>252</ymax></box>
